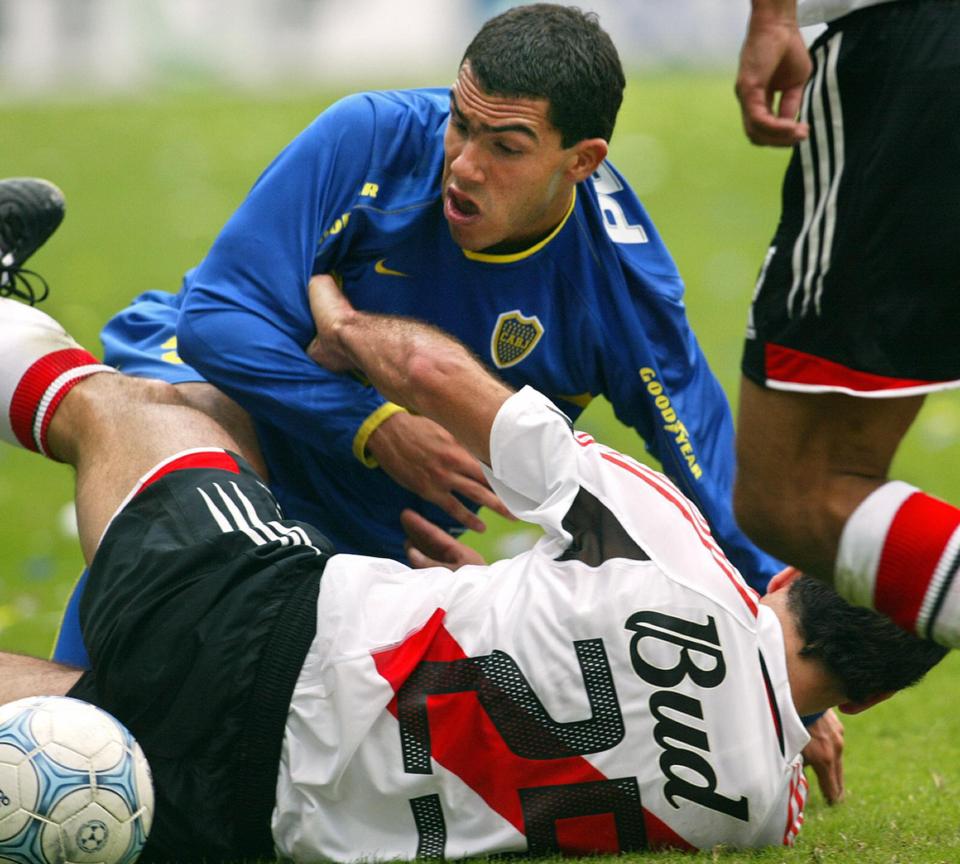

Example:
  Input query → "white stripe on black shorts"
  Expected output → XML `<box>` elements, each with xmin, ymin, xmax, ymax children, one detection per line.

<box><xmin>68</xmin><ymin>452</ymin><xmax>333</xmax><ymax>862</ymax></box>
<box><xmin>742</xmin><ymin>0</ymin><xmax>960</xmax><ymax>396</ymax></box>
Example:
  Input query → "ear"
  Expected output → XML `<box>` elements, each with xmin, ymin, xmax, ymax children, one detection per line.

<box><xmin>838</xmin><ymin>691</ymin><xmax>894</xmax><ymax>715</ymax></box>
<box><xmin>565</xmin><ymin>138</ymin><xmax>608</xmax><ymax>183</ymax></box>
<box><xmin>765</xmin><ymin>566</ymin><xmax>803</xmax><ymax>595</ymax></box>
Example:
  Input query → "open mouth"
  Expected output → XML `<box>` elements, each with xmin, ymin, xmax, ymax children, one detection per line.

<box><xmin>445</xmin><ymin>187</ymin><xmax>480</xmax><ymax>222</ymax></box>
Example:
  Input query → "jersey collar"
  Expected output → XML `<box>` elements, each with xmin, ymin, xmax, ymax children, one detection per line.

<box><xmin>462</xmin><ymin>188</ymin><xmax>577</xmax><ymax>264</ymax></box>
<box><xmin>756</xmin><ymin>605</ymin><xmax>811</xmax><ymax>760</ymax></box>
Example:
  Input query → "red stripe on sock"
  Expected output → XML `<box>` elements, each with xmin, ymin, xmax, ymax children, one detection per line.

<box><xmin>874</xmin><ymin>493</ymin><xmax>960</xmax><ymax>632</ymax></box>
<box><xmin>9</xmin><ymin>348</ymin><xmax>102</xmax><ymax>452</ymax></box>
<box><xmin>134</xmin><ymin>450</ymin><xmax>241</xmax><ymax>497</ymax></box>
<box><xmin>35</xmin><ymin>375</ymin><xmax>91</xmax><ymax>458</ymax></box>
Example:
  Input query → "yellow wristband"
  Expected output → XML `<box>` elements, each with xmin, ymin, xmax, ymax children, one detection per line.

<box><xmin>352</xmin><ymin>402</ymin><xmax>409</xmax><ymax>467</ymax></box>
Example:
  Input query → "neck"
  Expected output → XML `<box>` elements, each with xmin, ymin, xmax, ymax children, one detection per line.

<box><xmin>764</xmin><ymin>592</ymin><xmax>843</xmax><ymax>716</ymax></box>
<box><xmin>784</xmin><ymin>650</ymin><xmax>838</xmax><ymax>717</ymax></box>
<box><xmin>479</xmin><ymin>187</ymin><xmax>576</xmax><ymax>256</ymax></box>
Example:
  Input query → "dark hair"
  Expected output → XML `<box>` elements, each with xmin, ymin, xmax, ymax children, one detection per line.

<box><xmin>461</xmin><ymin>3</ymin><xmax>625</xmax><ymax>147</ymax></box>
<box><xmin>788</xmin><ymin>574</ymin><xmax>948</xmax><ymax>704</ymax></box>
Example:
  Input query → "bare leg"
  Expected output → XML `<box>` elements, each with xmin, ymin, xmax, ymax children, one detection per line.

<box><xmin>0</xmin><ymin>651</ymin><xmax>82</xmax><ymax>703</ymax></box>
<box><xmin>734</xmin><ymin>377</ymin><xmax>924</xmax><ymax>581</ymax></box>
<box><xmin>0</xmin><ymin>300</ymin><xmax>248</xmax><ymax>696</ymax></box>
<box><xmin>48</xmin><ymin>373</ymin><xmax>239</xmax><ymax>563</ymax></box>
<box><xmin>176</xmin><ymin>382</ymin><xmax>268</xmax><ymax>480</ymax></box>
<box><xmin>0</xmin><ymin>298</ymin><xmax>241</xmax><ymax>562</ymax></box>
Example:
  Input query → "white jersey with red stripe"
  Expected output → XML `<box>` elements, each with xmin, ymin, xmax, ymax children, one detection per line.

<box><xmin>273</xmin><ymin>387</ymin><xmax>809</xmax><ymax>861</ymax></box>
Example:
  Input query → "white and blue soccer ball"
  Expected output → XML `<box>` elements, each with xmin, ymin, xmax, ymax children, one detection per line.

<box><xmin>0</xmin><ymin>696</ymin><xmax>153</xmax><ymax>864</ymax></box>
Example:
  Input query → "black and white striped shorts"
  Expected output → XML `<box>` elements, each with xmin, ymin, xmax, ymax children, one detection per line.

<box><xmin>68</xmin><ymin>450</ymin><xmax>333</xmax><ymax>863</ymax></box>
<box><xmin>742</xmin><ymin>0</ymin><xmax>960</xmax><ymax>396</ymax></box>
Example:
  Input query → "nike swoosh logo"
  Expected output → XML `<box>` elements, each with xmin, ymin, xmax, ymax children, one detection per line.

<box><xmin>374</xmin><ymin>258</ymin><xmax>410</xmax><ymax>278</ymax></box>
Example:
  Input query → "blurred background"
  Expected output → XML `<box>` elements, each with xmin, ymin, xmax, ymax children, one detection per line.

<box><xmin>0</xmin><ymin>0</ymin><xmax>759</xmax><ymax>96</ymax></box>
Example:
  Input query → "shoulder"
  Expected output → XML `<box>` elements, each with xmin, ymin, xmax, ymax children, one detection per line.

<box><xmin>312</xmin><ymin>88</ymin><xmax>447</xmax><ymax>141</ymax></box>
<box><xmin>573</xmin><ymin>160</ymin><xmax>684</xmax><ymax>297</ymax></box>
<box><xmin>304</xmin><ymin>87</ymin><xmax>447</xmax><ymax>175</ymax></box>
<box><xmin>574</xmin><ymin>441</ymin><xmax>762</xmax><ymax>621</ymax></box>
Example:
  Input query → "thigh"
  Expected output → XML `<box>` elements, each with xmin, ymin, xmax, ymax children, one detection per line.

<box><xmin>177</xmin><ymin>381</ymin><xmax>268</xmax><ymax>478</ymax></box>
<box><xmin>73</xmin><ymin>455</ymin><xmax>330</xmax><ymax>861</ymax></box>
<box><xmin>737</xmin><ymin>378</ymin><xmax>924</xmax><ymax>492</ymax></box>
<box><xmin>735</xmin><ymin>378</ymin><xmax>924</xmax><ymax>570</ymax></box>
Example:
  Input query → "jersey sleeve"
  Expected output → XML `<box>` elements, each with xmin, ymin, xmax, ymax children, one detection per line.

<box><xmin>176</xmin><ymin>94</ymin><xmax>393</xmax><ymax>464</ymax></box>
<box><xmin>484</xmin><ymin>387</ymin><xmax>581</xmax><ymax>552</ymax></box>
<box><xmin>582</xmin><ymin>167</ymin><xmax>783</xmax><ymax>591</ymax></box>
<box><xmin>749</xmin><ymin>760</ymin><xmax>808</xmax><ymax>848</ymax></box>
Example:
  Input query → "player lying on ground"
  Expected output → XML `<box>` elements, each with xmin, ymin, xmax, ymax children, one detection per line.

<box><xmin>0</xmin><ymin>283</ymin><xmax>945</xmax><ymax>862</ymax></box>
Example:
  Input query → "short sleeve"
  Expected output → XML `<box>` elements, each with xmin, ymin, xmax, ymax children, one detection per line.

<box><xmin>483</xmin><ymin>387</ymin><xmax>581</xmax><ymax>544</ymax></box>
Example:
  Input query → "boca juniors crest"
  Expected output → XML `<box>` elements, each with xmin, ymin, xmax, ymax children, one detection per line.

<box><xmin>490</xmin><ymin>310</ymin><xmax>544</xmax><ymax>368</ymax></box>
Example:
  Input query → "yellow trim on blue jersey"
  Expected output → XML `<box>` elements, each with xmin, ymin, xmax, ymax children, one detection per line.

<box><xmin>353</xmin><ymin>401</ymin><xmax>409</xmax><ymax>467</ymax></box>
<box><xmin>557</xmin><ymin>392</ymin><xmax>594</xmax><ymax>409</ymax></box>
<box><xmin>462</xmin><ymin>188</ymin><xmax>577</xmax><ymax>264</ymax></box>
<box><xmin>160</xmin><ymin>336</ymin><xmax>184</xmax><ymax>365</ymax></box>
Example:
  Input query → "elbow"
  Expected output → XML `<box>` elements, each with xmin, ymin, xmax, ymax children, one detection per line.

<box><xmin>174</xmin><ymin>304</ymin><xmax>206</xmax><ymax>371</ymax></box>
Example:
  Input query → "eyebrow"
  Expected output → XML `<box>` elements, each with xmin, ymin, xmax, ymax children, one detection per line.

<box><xmin>449</xmin><ymin>89</ymin><xmax>540</xmax><ymax>142</ymax></box>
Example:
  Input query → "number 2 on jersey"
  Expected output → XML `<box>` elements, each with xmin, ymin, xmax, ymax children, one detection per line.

<box><xmin>376</xmin><ymin>619</ymin><xmax>647</xmax><ymax>857</ymax></box>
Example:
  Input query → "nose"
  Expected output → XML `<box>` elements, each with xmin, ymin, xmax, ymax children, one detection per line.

<box><xmin>450</xmin><ymin>138</ymin><xmax>485</xmax><ymax>187</ymax></box>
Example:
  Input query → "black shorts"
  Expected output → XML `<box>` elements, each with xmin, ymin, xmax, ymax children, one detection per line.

<box><xmin>742</xmin><ymin>0</ymin><xmax>960</xmax><ymax>396</ymax></box>
<box><xmin>67</xmin><ymin>451</ymin><xmax>333</xmax><ymax>863</ymax></box>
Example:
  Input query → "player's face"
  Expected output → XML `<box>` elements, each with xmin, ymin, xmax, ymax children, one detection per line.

<box><xmin>442</xmin><ymin>63</ymin><xmax>581</xmax><ymax>253</ymax></box>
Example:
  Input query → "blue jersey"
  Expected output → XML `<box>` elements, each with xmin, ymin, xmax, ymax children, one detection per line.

<box><xmin>103</xmin><ymin>88</ymin><xmax>779</xmax><ymax>589</ymax></box>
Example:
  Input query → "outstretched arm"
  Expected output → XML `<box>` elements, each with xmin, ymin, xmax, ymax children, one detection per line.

<box><xmin>735</xmin><ymin>0</ymin><xmax>812</xmax><ymax>146</ymax></box>
<box><xmin>307</xmin><ymin>274</ymin><xmax>512</xmax><ymax>467</ymax></box>
<box><xmin>178</xmin><ymin>95</ymin><xmax>510</xmax><ymax>535</ymax></box>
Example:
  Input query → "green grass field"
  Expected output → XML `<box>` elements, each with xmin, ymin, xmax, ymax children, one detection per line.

<box><xmin>2</xmin><ymin>73</ymin><xmax>960</xmax><ymax>862</ymax></box>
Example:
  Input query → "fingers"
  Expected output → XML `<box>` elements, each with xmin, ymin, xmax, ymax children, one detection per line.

<box><xmin>777</xmin><ymin>86</ymin><xmax>808</xmax><ymax>131</ymax></box>
<box><xmin>802</xmin><ymin>710</ymin><xmax>845</xmax><ymax>805</ymax></box>
<box><xmin>811</xmin><ymin>747</ymin><xmax>844</xmax><ymax>804</ymax></box>
<box><xmin>401</xmin><ymin>509</ymin><xmax>455</xmax><ymax>557</ymax></box>
<box><xmin>406</xmin><ymin>545</ymin><xmax>444</xmax><ymax>569</ymax></box>
<box><xmin>401</xmin><ymin>509</ymin><xmax>486</xmax><ymax>570</ymax></box>
<box><xmin>448</xmin><ymin>475</ymin><xmax>515</xmax><ymax>522</ymax></box>
<box><xmin>369</xmin><ymin>412</ymin><xmax>514</xmax><ymax>531</ymax></box>
<box><xmin>439</xmin><ymin>493</ymin><xmax>487</xmax><ymax>533</ymax></box>
<box><xmin>735</xmin><ymin>21</ymin><xmax>812</xmax><ymax>147</ymax></box>
<box><xmin>432</xmin><ymin>442</ymin><xmax>515</xmax><ymax>521</ymax></box>
<box><xmin>739</xmin><ymin>89</ymin><xmax>809</xmax><ymax>147</ymax></box>
<box><xmin>306</xmin><ymin>274</ymin><xmax>355</xmax><ymax>372</ymax></box>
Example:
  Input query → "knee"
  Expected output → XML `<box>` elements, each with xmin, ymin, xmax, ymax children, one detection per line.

<box><xmin>734</xmin><ymin>461</ymin><xmax>820</xmax><ymax>565</ymax></box>
<box><xmin>734</xmin><ymin>467</ymin><xmax>787</xmax><ymax>553</ymax></box>
<box><xmin>67</xmin><ymin>372</ymin><xmax>181</xmax><ymax>416</ymax></box>
<box><xmin>47</xmin><ymin>372</ymin><xmax>184</xmax><ymax>464</ymax></box>
<box><xmin>128</xmin><ymin>376</ymin><xmax>183</xmax><ymax>406</ymax></box>
<box><xmin>734</xmin><ymin>460</ymin><xmax>847</xmax><ymax>576</ymax></box>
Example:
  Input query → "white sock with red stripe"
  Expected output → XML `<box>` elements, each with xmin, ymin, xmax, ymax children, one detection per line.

<box><xmin>835</xmin><ymin>481</ymin><xmax>960</xmax><ymax>647</ymax></box>
<box><xmin>0</xmin><ymin>298</ymin><xmax>116</xmax><ymax>459</ymax></box>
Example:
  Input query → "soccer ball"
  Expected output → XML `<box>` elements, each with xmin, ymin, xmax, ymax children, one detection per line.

<box><xmin>0</xmin><ymin>696</ymin><xmax>153</xmax><ymax>864</ymax></box>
